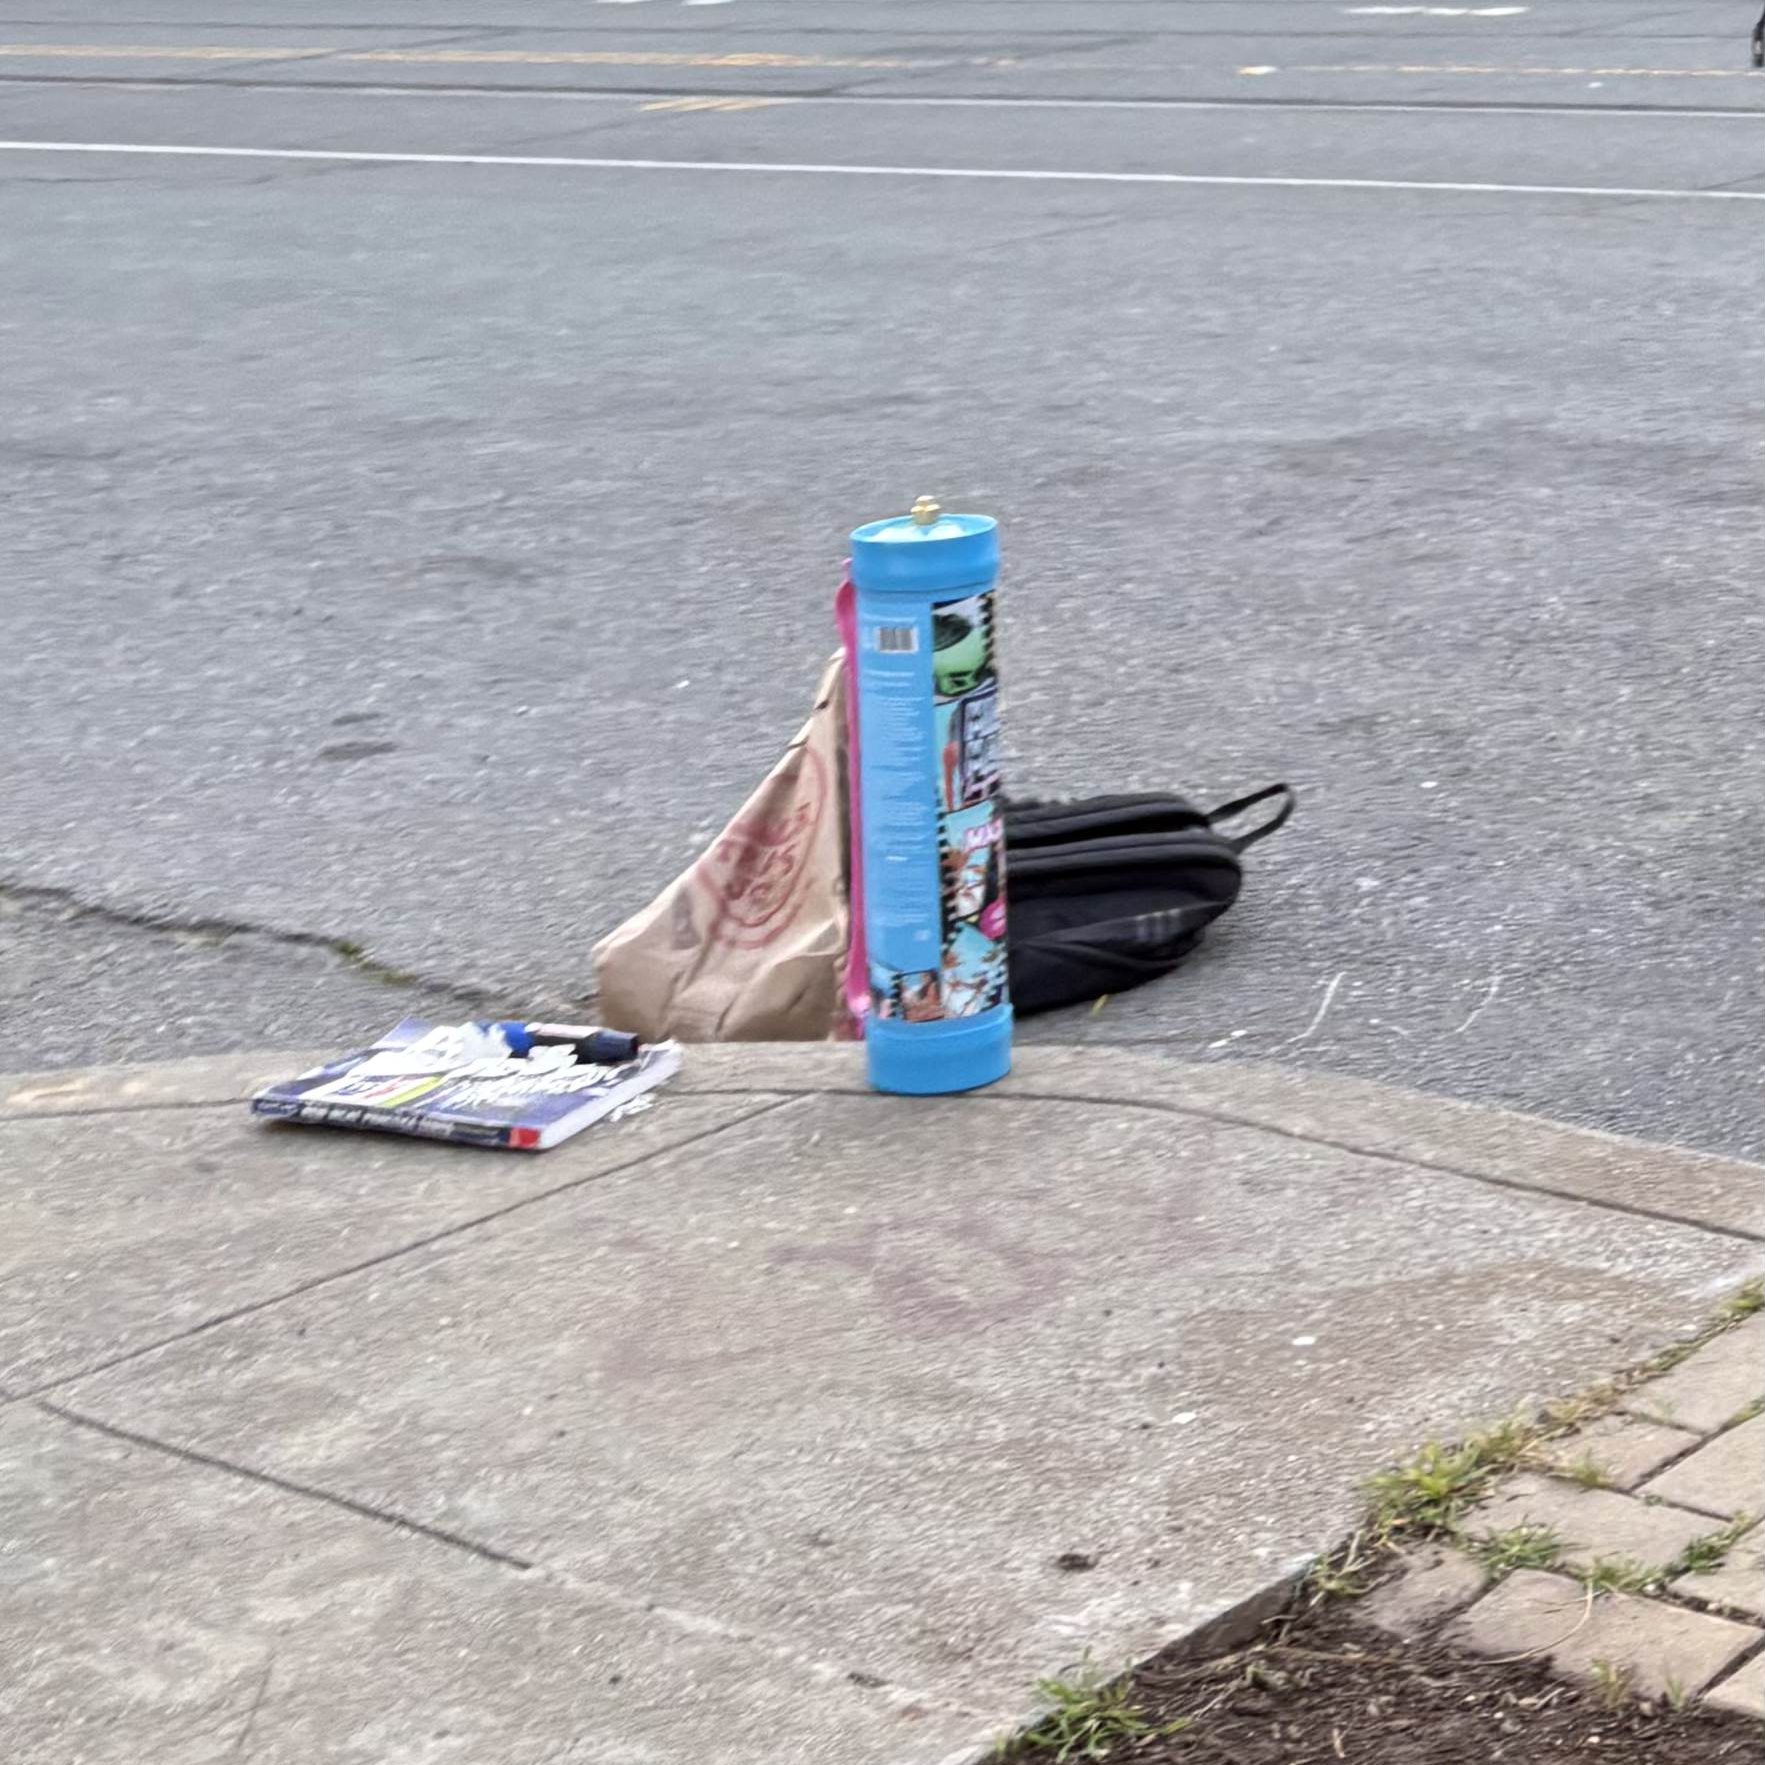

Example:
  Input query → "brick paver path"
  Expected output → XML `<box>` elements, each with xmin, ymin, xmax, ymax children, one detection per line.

<box><xmin>1369</xmin><ymin>1315</ymin><xmax>1765</xmax><ymax>1716</ymax></box>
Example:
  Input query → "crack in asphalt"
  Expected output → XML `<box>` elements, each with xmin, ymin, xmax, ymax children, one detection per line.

<box><xmin>0</xmin><ymin>878</ymin><xmax>513</xmax><ymax>1010</ymax></box>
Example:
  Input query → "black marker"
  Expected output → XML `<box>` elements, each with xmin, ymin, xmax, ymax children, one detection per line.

<box><xmin>495</xmin><ymin>1021</ymin><xmax>642</xmax><ymax>1065</ymax></box>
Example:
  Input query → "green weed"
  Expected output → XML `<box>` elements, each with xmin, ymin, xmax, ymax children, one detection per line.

<box><xmin>1665</xmin><ymin>1514</ymin><xmax>1757</xmax><ymax>1582</ymax></box>
<box><xmin>1579</xmin><ymin>1556</ymin><xmax>1662</xmax><ymax>1598</ymax></box>
<box><xmin>1367</xmin><ymin>1420</ymin><xmax>1544</xmax><ymax>1543</ymax></box>
<box><xmin>1000</xmin><ymin>1656</ymin><xmax>1190</xmax><ymax>1762</ymax></box>
<box><xmin>1465</xmin><ymin>1523</ymin><xmax>1566</xmax><ymax>1581</ymax></box>
<box><xmin>1718</xmin><ymin>1279</ymin><xmax>1763</xmax><ymax>1322</ymax></box>
<box><xmin>1557</xmin><ymin>1452</ymin><xmax>1616</xmax><ymax>1491</ymax></box>
<box><xmin>1589</xmin><ymin>1658</ymin><xmax>1636</xmax><ymax>1711</ymax></box>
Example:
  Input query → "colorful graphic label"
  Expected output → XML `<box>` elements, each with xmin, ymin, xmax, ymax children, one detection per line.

<box><xmin>933</xmin><ymin>593</ymin><xmax>1006</xmax><ymax>1016</ymax></box>
<box><xmin>858</xmin><ymin>589</ymin><xmax>1008</xmax><ymax>1024</ymax></box>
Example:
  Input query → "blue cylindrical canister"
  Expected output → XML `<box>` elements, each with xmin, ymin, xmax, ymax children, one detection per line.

<box><xmin>849</xmin><ymin>497</ymin><xmax>1011</xmax><ymax>1094</ymax></box>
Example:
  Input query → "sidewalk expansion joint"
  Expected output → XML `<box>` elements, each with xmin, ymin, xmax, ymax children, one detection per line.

<box><xmin>1087</xmin><ymin>1093</ymin><xmax>1765</xmax><ymax>1248</ymax></box>
<box><xmin>36</xmin><ymin>1399</ymin><xmax>535</xmax><ymax>1569</ymax></box>
<box><xmin>30</xmin><ymin>1402</ymin><xmax>997</xmax><ymax>1726</ymax></box>
<box><xmin>4</xmin><ymin>1098</ymin><xmax>290</xmax><ymax>1123</ymax></box>
<box><xmin>12</xmin><ymin>1095</ymin><xmax>802</xmax><ymax>1403</ymax></box>
<box><xmin>528</xmin><ymin>1562</ymin><xmax>1002</xmax><ymax>1726</ymax></box>
<box><xmin>682</xmin><ymin>1085</ymin><xmax>1765</xmax><ymax>1247</ymax></box>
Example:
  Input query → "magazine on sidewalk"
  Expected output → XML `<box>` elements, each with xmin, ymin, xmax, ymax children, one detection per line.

<box><xmin>251</xmin><ymin>1018</ymin><xmax>680</xmax><ymax>1151</ymax></box>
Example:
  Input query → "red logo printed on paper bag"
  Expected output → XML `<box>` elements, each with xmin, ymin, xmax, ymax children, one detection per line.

<box><xmin>699</xmin><ymin>746</ymin><xmax>828</xmax><ymax>949</ymax></box>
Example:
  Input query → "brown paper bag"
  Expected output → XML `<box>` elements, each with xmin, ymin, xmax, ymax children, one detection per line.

<box><xmin>592</xmin><ymin>654</ymin><xmax>855</xmax><ymax>1042</ymax></box>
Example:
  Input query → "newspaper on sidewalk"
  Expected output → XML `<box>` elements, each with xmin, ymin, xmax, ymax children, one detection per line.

<box><xmin>251</xmin><ymin>1018</ymin><xmax>680</xmax><ymax>1151</ymax></box>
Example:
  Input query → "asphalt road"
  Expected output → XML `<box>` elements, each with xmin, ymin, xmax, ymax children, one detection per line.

<box><xmin>2</xmin><ymin>0</ymin><xmax>1761</xmax><ymax>1156</ymax></box>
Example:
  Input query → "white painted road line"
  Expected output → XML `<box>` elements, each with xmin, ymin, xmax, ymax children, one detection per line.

<box><xmin>1253</xmin><ymin>62</ymin><xmax>1754</xmax><ymax>79</ymax></box>
<box><xmin>1</xmin><ymin>139</ymin><xmax>1760</xmax><ymax>203</ymax></box>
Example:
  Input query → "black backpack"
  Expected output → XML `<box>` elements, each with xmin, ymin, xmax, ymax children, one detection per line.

<box><xmin>1003</xmin><ymin>785</ymin><xmax>1294</xmax><ymax>1016</ymax></box>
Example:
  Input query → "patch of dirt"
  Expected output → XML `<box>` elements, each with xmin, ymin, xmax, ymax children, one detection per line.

<box><xmin>1024</xmin><ymin>1593</ymin><xmax>1762</xmax><ymax>1765</ymax></box>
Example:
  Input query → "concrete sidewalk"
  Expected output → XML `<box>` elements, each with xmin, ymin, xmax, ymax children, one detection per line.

<box><xmin>2</xmin><ymin>1045</ymin><xmax>1761</xmax><ymax>1763</ymax></box>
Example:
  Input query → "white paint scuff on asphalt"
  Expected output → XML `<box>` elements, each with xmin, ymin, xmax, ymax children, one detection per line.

<box><xmin>1269</xmin><ymin>972</ymin><xmax>1350</xmax><ymax>1056</ymax></box>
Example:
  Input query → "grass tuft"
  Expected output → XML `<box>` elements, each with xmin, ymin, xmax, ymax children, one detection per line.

<box><xmin>1306</xmin><ymin>1531</ymin><xmax>1375</xmax><ymax>1603</ymax></box>
<box><xmin>1718</xmin><ymin>1279</ymin><xmax>1763</xmax><ymax>1322</ymax></box>
<box><xmin>1541</xmin><ymin>1387</ymin><xmax>1617</xmax><ymax>1434</ymax></box>
<box><xmin>999</xmin><ymin>1655</ymin><xmax>1190</xmax><ymax>1761</ymax></box>
<box><xmin>1367</xmin><ymin>1420</ymin><xmax>1544</xmax><ymax>1544</ymax></box>
<box><xmin>1641</xmin><ymin>1340</ymin><xmax>1699</xmax><ymax>1377</ymax></box>
<box><xmin>1578</xmin><ymin>1556</ymin><xmax>1662</xmax><ymax>1598</ymax></box>
<box><xmin>1664</xmin><ymin>1514</ymin><xmax>1757</xmax><ymax>1582</ymax></box>
<box><xmin>1367</xmin><ymin>1442</ymin><xmax>1489</xmax><ymax>1540</ymax></box>
<box><xmin>1465</xmin><ymin>1523</ymin><xmax>1566</xmax><ymax>1581</ymax></box>
<box><xmin>1589</xmin><ymin>1657</ymin><xmax>1636</xmax><ymax>1711</ymax></box>
<box><xmin>1556</xmin><ymin>1451</ymin><xmax>1616</xmax><ymax>1491</ymax></box>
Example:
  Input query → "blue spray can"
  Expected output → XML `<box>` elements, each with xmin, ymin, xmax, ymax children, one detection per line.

<box><xmin>850</xmin><ymin>497</ymin><xmax>1011</xmax><ymax>1095</ymax></box>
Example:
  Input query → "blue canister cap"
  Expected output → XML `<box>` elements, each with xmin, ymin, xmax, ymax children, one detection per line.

<box><xmin>850</xmin><ymin>497</ymin><xmax>998</xmax><ymax>595</ymax></box>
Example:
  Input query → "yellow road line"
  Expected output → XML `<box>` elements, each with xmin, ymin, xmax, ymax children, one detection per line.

<box><xmin>640</xmin><ymin>95</ymin><xmax>788</xmax><ymax>111</ymax></box>
<box><xmin>346</xmin><ymin>48</ymin><xmax>907</xmax><ymax>69</ymax></box>
<box><xmin>0</xmin><ymin>43</ymin><xmax>913</xmax><ymax>71</ymax></box>
<box><xmin>3</xmin><ymin>42</ymin><xmax>1741</xmax><ymax>83</ymax></box>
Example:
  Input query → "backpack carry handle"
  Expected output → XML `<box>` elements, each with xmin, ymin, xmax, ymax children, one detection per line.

<box><xmin>1205</xmin><ymin>783</ymin><xmax>1295</xmax><ymax>852</ymax></box>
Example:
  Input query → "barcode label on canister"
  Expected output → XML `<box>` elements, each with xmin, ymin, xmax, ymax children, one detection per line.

<box><xmin>870</xmin><ymin>624</ymin><xmax>918</xmax><ymax>655</ymax></box>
